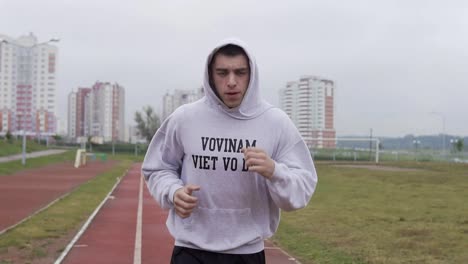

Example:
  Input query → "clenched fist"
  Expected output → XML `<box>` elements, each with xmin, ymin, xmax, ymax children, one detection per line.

<box><xmin>173</xmin><ymin>184</ymin><xmax>200</xmax><ymax>218</ymax></box>
<box><xmin>242</xmin><ymin>147</ymin><xmax>275</xmax><ymax>180</ymax></box>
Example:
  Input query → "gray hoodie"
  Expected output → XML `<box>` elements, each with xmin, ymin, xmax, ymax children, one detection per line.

<box><xmin>142</xmin><ymin>38</ymin><xmax>317</xmax><ymax>254</ymax></box>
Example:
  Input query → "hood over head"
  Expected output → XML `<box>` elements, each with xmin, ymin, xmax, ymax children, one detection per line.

<box><xmin>203</xmin><ymin>38</ymin><xmax>272</xmax><ymax>119</ymax></box>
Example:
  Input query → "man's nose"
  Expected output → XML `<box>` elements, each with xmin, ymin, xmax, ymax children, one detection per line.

<box><xmin>227</xmin><ymin>73</ymin><xmax>236</xmax><ymax>88</ymax></box>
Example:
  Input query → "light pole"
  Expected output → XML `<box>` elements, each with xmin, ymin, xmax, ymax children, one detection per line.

<box><xmin>450</xmin><ymin>138</ymin><xmax>460</xmax><ymax>153</ymax></box>
<box><xmin>369</xmin><ymin>128</ymin><xmax>373</xmax><ymax>161</ymax></box>
<box><xmin>430</xmin><ymin>111</ymin><xmax>446</xmax><ymax>156</ymax></box>
<box><xmin>1</xmin><ymin>38</ymin><xmax>60</xmax><ymax>45</ymax></box>
<box><xmin>413</xmin><ymin>139</ymin><xmax>421</xmax><ymax>161</ymax></box>
<box><xmin>17</xmin><ymin>110</ymin><xmax>27</xmax><ymax>166</ymax></box>
<box><xmin>22</xmin><ymin>129</ymin><xmax>26</xmax><ymax>165</ymax></box>
<box><xmin>0</xmin><ymin>38</ymin><xmax>59</xmax><ymax>49</ymax></box>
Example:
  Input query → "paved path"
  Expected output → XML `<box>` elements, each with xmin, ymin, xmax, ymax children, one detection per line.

<box><xmin>0</xmin><ymin>149</ymin><xmax>67</xmax><ymax>163</ymax></box>
<box><xmin>61</xmin><ymin>163</ymin><xmax>300</xmax><ymax>263</ymax></box>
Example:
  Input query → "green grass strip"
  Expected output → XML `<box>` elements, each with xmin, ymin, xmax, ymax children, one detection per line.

<box><xmin>0</xmin><ymin>140</ymin><xmax>49</xmax><ymax>157</ymax></box>
<box><xmin>0</xmin><ymin>151</ymin><xmax>76</xmax><ymax>176</ymax></box>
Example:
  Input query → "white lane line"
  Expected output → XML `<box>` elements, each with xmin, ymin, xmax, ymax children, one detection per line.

<box><xmin>54</xmin><ymin>169</ymin><xmax>128</xmax><ymax>264</ymax></box>
<box><xmin>274</xmin><ymin>246</ymin><xmax>301</xmax><ymax>263</ymax></box>
<box><xmin>133</xmin><ymin>173</ymin><xmax>143</xmax><ymax>264</ymax></box>
<box><xmin>265</xmin><ymin>241</ymin><xmax>302</xmax><ymax>264</ymax></box>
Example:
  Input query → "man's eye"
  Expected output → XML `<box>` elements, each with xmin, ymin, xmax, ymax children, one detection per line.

<box><xmin>235</xmin><ymin>70</ymin><xmax>247</xmax><ymax>76</ymax></box>
<box><xmin>217</xmin><ymin>71</ymin><xmax>228</xmax><ymax>76</ymax></box>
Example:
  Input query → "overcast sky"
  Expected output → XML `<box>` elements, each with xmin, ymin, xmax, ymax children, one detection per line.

<box><xmin>1</xmin><ymin>0</ymin><xmax>467</xmax><ymax>137</ymax></box>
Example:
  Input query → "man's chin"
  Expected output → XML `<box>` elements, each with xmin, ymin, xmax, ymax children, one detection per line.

<box><xmin>224</xmin><ymin>101</ymin><xmax>241</xmax><ymax>108</ymax></box>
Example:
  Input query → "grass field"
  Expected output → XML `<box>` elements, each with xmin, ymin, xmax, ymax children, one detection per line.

<box><xmin>272</xmin><ymin>161</ymin><xmax>468</xmax><ymax>264</ymax></box>
<box><xmin>0</xmin><ymin>151</ymin><xmax>76</xmax><ymax>176</ymax></box>
<box><xmin>0</xmin><ymin>140</ymin><xmax>49</xmax><ymax>157</ymax></box>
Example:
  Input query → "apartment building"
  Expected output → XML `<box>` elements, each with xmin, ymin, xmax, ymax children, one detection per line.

<box><xmin>0</xmin><ymin>33</ymin><xmax>59</xmax><ymax>135</ymax></box>
<box><xmin>280</xmin><ymin>75</ymin><xmax>336</xmax><ymax>148</ymax></box>
<box><xmin>162</xmin><ymin>87</ymin><xmax>204</xmax><ymax>120</ymax></box>
<box><xmin>67</xmin><ymin>87</ymin><xmax>91</xmax><ymax>138</ymax></box>
<box><xmin>68</xmin><ymin>82</ymin><xmax>125</xmax><ymax>142</ymax></box>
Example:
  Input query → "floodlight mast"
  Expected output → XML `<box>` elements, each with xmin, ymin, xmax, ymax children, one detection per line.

<box><xmin>430</xmin><ymin>111</ymin><xmax>446</xmax><ymax>156</ymax></box>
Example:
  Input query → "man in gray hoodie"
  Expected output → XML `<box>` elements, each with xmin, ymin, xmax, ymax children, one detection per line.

<box><xmin>142</xmin><ymin>38</ymin><xmax>317</xmax><ymax>264</ymax></box>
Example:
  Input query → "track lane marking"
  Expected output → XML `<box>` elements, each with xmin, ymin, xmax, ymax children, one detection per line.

<box><xmin>133</xmin><ymin>173</ymin><xmax>143</xmax><ymax>264</ymax></box>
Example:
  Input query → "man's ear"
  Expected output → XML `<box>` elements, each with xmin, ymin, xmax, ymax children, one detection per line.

<box><xmin>208</xmin><ymin>71</ymin><xmax>220</xmax><ymax>97</ymax></box>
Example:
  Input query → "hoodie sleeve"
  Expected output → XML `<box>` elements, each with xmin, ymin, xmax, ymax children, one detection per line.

<box><xmin>266</xmin><ymin>115</ymin><xmax>318</xmax><ymax>211</ymax></box>
<box><xmin>141</xmin><ymin>110</ymin><xmax>185</xmax><ymax>209</ymax></box>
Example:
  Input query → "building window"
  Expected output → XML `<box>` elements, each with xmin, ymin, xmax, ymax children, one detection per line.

<box><xmin>326</xmin><ymin>86</ymin><xmax>332</xmax><ymax>96</ymax></box>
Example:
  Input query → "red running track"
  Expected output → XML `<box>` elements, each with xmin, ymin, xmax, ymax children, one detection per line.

<box><xmin>0</xmin><ymin>160</ymin><xmax>118</xmax><ymax>233</ymax></box>
<box><xmin>62</xmin><ymin>163</ymin><xmax>299</xmax><ymax>264</ymax></box>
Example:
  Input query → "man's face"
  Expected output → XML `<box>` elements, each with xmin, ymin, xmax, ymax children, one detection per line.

<box><xmin>211</xmin><ymin>53</ymin><xmax>250</xmax><ymax>108</ymax></box>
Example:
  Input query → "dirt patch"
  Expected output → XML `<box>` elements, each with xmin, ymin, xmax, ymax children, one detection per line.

<box><xmin>333</xmin><ymin>164</ymin><xmax>425</xmax><ymax>172</ymax></box>
<box><xmin>398</xmin><ymin>228</ymin><xmax>431</xmax><ymax>237</ymax></box>
<box><xmin>0</xmin><ymin>229</ymin><xmax>76</xmax><ymax>264</ymax></box>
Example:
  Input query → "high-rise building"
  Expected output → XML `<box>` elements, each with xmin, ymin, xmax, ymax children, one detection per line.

<box><xmin>162</xmin><ymin>87</ymin><xmax>204</xmax><ymax>120</ymax></box>
<box><xmin>280</xmin><ymin>75</ymin><xmax>336</xmax><ymax>149</ymax></box>
<box><xmin>67</xmin><ymin>87</ymin><xmax>91</xmax><ymax>138</ymax></box>
<box><xmin>126</xmin><ymin>125</ymin><xmax>145</xmax><ymax>144</ymax></box>
<box><xmin>0</xmin><ymin>33</ymin><xmax>59</xmax><ymax>135</ymax></box>
<box><xmin>68</xmin><ymin>82</ymin><xmax>125</xmax><ymax>142</ymax></box>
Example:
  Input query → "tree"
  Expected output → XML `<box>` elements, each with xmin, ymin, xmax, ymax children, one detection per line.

<box><xmin>134</xmin><ymin>106</ymin><xmax>161</xmax><ymax>142</ymax></box>
<box><xmin>6</xmin><ymin>130</ymin><xmax>13</xmax><ymax>143</ymax></box>
<box><xmin>456</xmin><ymin>139</ymin><xmax>464</xmax><ymax>152</ymax></box>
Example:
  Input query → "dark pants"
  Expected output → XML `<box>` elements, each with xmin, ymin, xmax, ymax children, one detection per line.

<box><xmin>170</xmin><ymin>246</ymin><xmax>266</xmax><ymax>264</ymax></box>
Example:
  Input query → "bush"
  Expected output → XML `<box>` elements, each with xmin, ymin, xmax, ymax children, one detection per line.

<box><xmin>6</xmin><ymin>130</ymin><xmax>13</xmax><ymax>143</ymax></box>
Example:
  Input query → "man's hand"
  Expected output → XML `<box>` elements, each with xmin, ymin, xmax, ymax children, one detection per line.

<box><xmin>242</xmin><ymin>147</ymin><xmax>275</xmax><ymax>180</ymax></box>
<box><xmin>174</xmin><ymin>184</ymin><xmax>201</xmax><ymax>218</ymax></box>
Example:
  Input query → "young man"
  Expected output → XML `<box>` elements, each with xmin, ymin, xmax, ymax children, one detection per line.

<box><xmin>142</xmin><ymin>38</ymin><xmax>317</xmax><ymax>264</ymax></box>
